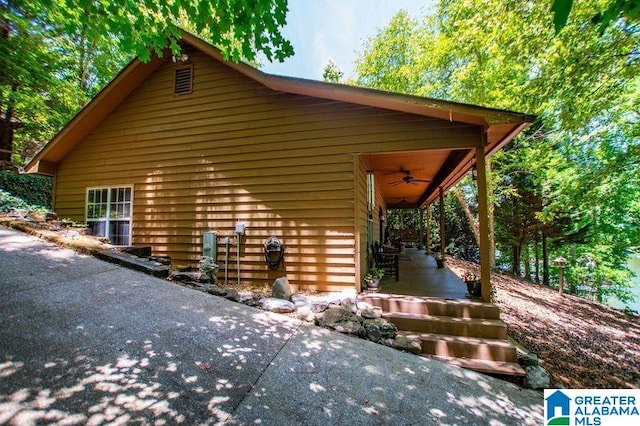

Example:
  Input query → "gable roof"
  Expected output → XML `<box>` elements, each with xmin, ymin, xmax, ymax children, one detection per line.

<box><xmin>26</xmin><ymin>30</ymin><xmax>534</xmax><ymax>175</ymax></box>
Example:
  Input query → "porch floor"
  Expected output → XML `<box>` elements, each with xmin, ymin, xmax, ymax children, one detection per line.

<box><xmin>378</xmin><ymin>248</ymin><xmax>469</xmax><ymax>299</ymax></box>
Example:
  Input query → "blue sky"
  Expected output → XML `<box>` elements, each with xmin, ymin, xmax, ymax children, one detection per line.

<box><xmin>260</xmin><ymin>0</ymin><xmax>431</xmax><ymax>81</ymax></box>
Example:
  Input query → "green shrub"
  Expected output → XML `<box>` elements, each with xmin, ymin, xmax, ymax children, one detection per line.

<box><xmin>0</xmin><ymin>171</ymin><xmax>52</xmax><ymax>208</ymax></box>
<box><xmin>0</xmin><ymin>189</ymin><xmax>49</xmax><ymax>212</ymax></box>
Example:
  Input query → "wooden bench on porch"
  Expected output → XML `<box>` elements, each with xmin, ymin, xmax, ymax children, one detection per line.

<box><xmin>372</xmin><ymin>242</ymin><xmax>399</xmax><ymax>281</ymax></box>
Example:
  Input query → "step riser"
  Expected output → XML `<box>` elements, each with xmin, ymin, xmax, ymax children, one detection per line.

<box><xmin>387</xmin><ymin>316</ymin><xmax>508</xmax><ymax>340</ymax></box>
<box><xmin>361</xmin><ymin>297</ymin><xmax>501</xmax><ymax>319</ymax></box>
<box><xmin>420</xmin><ymin>340</ymin><xmax>517</xmax><ymax>362</ymax></box>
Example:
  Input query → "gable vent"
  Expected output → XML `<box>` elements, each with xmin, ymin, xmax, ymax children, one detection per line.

<box><xmin>174</xmin><ymin>65</ymin><xmax>193</xmax><ymax>95</ymax></box>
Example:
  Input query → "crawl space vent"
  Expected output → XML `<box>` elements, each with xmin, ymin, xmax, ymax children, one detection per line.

<box><xmin>174</xmin><ymin>65</ymin><xmax>193</xmax><ymax>95</ymax></box>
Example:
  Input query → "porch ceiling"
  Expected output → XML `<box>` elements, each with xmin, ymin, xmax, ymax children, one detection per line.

<box><xmin>364</xmin><ymin>150</ymin><xmax>457</xmax><ymax>209</ymax></box>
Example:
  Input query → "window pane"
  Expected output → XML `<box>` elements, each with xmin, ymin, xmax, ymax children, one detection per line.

<box><xmin>109</xmin><ymin>220</ymin><xmax>130</xmax><ymax>245</ymax></box>
<box><xmin>87</xmin><ymin>221</ymin><xmax>106</xmax><ymax>237</ymax></box>
<box><xmin>124</xmin><ymin>188</ymin><xmax>131</xmax><ymax>202</ymax></box>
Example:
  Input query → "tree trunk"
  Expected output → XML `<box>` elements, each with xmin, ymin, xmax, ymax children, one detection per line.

<box><xmin>535</xmin><ymin>228</ymin><xmax>540</xmax><ymax>284</ymax></box>
<box><xmin>486</xmin><ymin>159</ymin><xmax>496</xmax><ymax>269</ymax></box>
<box><xmin>512</xmin><ymin>244</ymin><xmax>522</xmax><ymax>277</ymax></box>
<box><xmin>523</xmin><ymin>243</ymin><xmax>531</xmax><ymax>281</ymax></box>
<box><xmin>452</xmin><ymin>186</ymin><xmax>480</xmax><ymax>247</ymax></box>
<box><xmin>542</xmin><ymin>229</ymin><xmax>549</xmax><ymax>285</ymax></box>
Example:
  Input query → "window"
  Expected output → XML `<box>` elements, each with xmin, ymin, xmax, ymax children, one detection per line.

<box><xmin>87</xmin><ymin>186</ymin><xmax>132</xmax><ymax>246</ymax></box>
<box><xmin>174</xmin><ymin>65</ymin><xmax>193</xmax><ymax>95</ymax></box>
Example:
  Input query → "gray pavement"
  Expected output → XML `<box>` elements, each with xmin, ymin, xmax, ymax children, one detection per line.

<box><xmin>0</xmin><ymin>227</ymin><xmax>543</xmax><ymax>425</ymax></box>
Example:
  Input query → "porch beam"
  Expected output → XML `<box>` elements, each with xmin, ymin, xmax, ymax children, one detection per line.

<box><xmin>417</xmin><ymin>150</ymin><xmax>470</xmax><ymax>207</ymax></box>
<box><xmin>439</xmin><ymin>187</ymin><xmax>445</xmax><ymax>259</ymax></box>
<box><xmin>476</xmin><ymin>145</ymin><xmax>491</xmax><ymax>302</ymax></box>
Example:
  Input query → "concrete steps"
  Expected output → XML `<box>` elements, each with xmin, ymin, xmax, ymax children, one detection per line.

<box><xmin>383</xmin><ymin>312</ymin><xmax>508</xmax><ymax>339</ymax></box>
<box><xmin>397</xmin><ymin>331</ymin><xmax>517</xmax><ymax>363</ymax></box>
<box><xmin>359</xmin><ymin>293</ymin><xmax>525</xmax><ymax>377</ymax></box>
<box><xmin>362</xmin><ymin>293</ymin><xmax>500</xmax><ymax>319</ymax></box>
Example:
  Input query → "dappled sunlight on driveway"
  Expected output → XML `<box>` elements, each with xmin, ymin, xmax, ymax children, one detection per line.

<box><xmin>1</xmin><ymin>227</ymin><xmax>543</xmax><ymax>424</ymax></box>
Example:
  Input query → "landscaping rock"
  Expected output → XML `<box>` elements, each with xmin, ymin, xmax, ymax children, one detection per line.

<box><xmin>356</xmin><ymin>301</ymin><xmax>374</xmax><ymax>311</ymax></box>
<box><xmin>317</xmin><ymin>307</ymin><xmax>365</xmax><ymax>337</ymax></box>
<box><xmin>362</xmin><ymin>318</ymin><xmax>397</xmax><ymax>341</ymax></box>
<box><xmin>360</xmin><ymin>307</ymin><xmax>383</xmax><ymax>319</ymax></box>
<box><xmin>340</xmin><ymin>297</ymin><xmax>359</xmax><ymax>314</ymax></box>
<box><xmin>311</xmin><ymin>301</ymin><xmax>329</xmax><ymax>314</ymax></box>
<box><xmin>291</xmin><ymin>294</ymin><xmax>310</xmax><ymax>308</ymax></box>
<box><xmin>198</xmin><ymin>256</ymin><xmax>218</xmax><ymax>283</ymax></box>
<box><xmin>120</xmin><ymin>246</ymin><xmax>152</xmax><ymax>257</ymax></box>
<box><xmin>318</xmin><ymin>307</ymin><xmax>353</xmax><ymax>327</ymax></box>
<box><xmin>296</xmin><ymin>306</ymin><xmax>316</xmax><ymax>323</ymax></box>
<box><xmin>207</xmin><ymin>285</ymin><xmax>228</xmax><ymax>297</ymax></box>
<box><xmin>518</xmin><ymin>352</ymin><xmax>539</xmax><ymax>367</ymax></box>
<box><xmin>259</xmin><ymin>298</ymin><xmax>296</xmax><ymax>313</ymax></box>
<box><xmin>170</xmin><ymin>271</ymin><xmax>201</xmax><ymax>282</ymax></box>
<box><xmin>392</xmin><ymin>336</ymin><xmax>423</xmax><ymax>354</ymax></box>
<box><xmin>223</xmin><ymin>289</ymin><xmax>241</xmax><ymax>302</ymax></box>
<box><xmin>272</xmin><ymin>276</ymin><xmax>293</xmax><ymax>300</ymax></box>
<box><xmin>95</xmin><ymin>249</ymin><xmax>169</xmax><ymax>278</ymax></box>
<box><xmin>525</xmin><ymin>365</ymin><xmax>552</xmax><ymax>389</ymax></box>
<box><xmin>148</xmin><ymin>255</ymin><xmax>172</xmax><ymax>265</ymax></box>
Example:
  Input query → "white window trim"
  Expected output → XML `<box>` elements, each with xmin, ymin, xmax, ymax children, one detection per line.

<box><xmin>85</xmin><ymin>185</ymin><xmax>134</xmax><ymax>246</ymax></box>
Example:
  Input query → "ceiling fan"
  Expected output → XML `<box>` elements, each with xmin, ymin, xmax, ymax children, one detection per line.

<box><xmin>387</xmin><ymin>169</ymin><xmax>432</xmax><ymax>187</ymax></box>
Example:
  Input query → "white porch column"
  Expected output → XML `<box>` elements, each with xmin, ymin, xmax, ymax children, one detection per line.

<box><xmin>476</xmin><ymin>146</ymin><xmax>491</xmax><ymax>302</ymax></box>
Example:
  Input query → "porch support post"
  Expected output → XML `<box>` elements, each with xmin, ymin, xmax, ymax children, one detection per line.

<box><xmin>476</xmin><ymin>145</ymin><xmax>492</xmax><ymax>302</ymax></box>
<box><xmin>425</xmin><ymin>204</ymin><xmax>431</xmax><ymax>255</ymax></box>
<box><xmin>419</xmin><ymin>208</ymin><xmax>424</xmax><ymax>248</ymax></box>
<box><xmin>439</xmin><ymin>187</ymin><xmax>445</xmax><ymax>259</ymax></box>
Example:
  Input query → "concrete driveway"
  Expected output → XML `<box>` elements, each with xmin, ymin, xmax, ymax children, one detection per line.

<box><xmin>0</xmin><ymin>227</ymin><xmax>543</xmax><ymax>425</ymax></box>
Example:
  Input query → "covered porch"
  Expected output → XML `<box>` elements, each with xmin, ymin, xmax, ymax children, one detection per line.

<box><xmin>376</xmin><ymin>247</ymin><xmax>468</xmax><ymax>299</ymax></box>
<box><xmin>359</xmin><ymin>247</ymin><xmax>526</xmax><ymax>377</ymax></box>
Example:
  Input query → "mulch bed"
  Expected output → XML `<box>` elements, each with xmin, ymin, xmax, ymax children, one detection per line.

<box><xmin>447</xmin><ymin>257</ymin><xmax>640</xmax><ymax>389</ymax></box>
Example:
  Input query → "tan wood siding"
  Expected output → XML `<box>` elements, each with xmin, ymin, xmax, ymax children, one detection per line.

<box><xmin>54</xmin><ymin>48</ymin><xmax>479</xmax><ymax>291</ymax></box>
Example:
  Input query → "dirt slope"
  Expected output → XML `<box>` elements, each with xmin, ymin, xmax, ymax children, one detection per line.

<box><xmin>446</xmin><ymin>257</ymin><xmax>640</xmax><ymax>389</ymax></box>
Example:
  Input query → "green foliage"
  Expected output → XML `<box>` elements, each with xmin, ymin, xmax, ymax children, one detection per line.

<box><xmin>322</xmin><ymin>59</ymin><xmax>344</xmax><ymax>83</ymax></box>
<box><xmin>0</xmin><ymin>189</ymin><xmax>49</xmax><ymax>213</ymax></box>
<box><xmin>0</xmin><ymin>171</ymin><xmax>52</xmax><ymax>208</ymax></box>
<box><xmin>364</xmin><ymin>267</ymin><xmax>385</xmax><ymax>280</ymax></box>
<box><xmin>552</xmin><ymin>0</ymin><xmax>640</xmax><ymax>34</ymax></box>
<box><xmin>50</xmin><ymin>0</ymin><xmax>293</xmax><ymax>63</ymax></box>
<box><xmin>1</xmin><ymin>0</ymin><xmax>293</xmax><ymax>165</ymax></box>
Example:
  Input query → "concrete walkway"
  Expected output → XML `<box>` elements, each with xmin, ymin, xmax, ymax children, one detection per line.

<box><xmin>0</xmin><ymin>227</ymin><xmax>543</xmax><ymax>425</ymax></box>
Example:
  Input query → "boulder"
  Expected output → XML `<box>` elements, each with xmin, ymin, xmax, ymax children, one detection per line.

<box><xmin>272</xmin><ymin>277</ymin><xmax>293</xmax><ymax>300</ymax></box>
<box><xmin>525</xmin><ymin>365</ymin><xmax>552</xmax><ymax>390</ymax></box>
<box><xmin>317</xmin><ymin>307</ymin><xmax>365</xmax><ymax>337</ymax></box>
<box><xmin>363</xmin><ymin>318</ymin><xmax>397</xmax><ymax>341</ymax></box>
<box><xmin>392</xmin><ymin>336</ymin><xmax>422</xmax><ymax>354</ymax></box>
<box><xmin>259</xmin><ymin>298</ymin><xmax>296</xmax><ymax>313</ymax></box>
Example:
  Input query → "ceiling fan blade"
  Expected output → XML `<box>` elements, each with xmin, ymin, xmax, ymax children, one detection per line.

<box><xmin>387</xmin><ymin>181</ymin><xmax>403</xmax><ymax>186</ymax></box>
<box><xmin>414</xmin><ymin>179</ymin><xmax>432</xmax><ymax>183</ymax></box>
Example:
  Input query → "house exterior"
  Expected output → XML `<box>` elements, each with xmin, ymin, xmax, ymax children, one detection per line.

<box><xmin>26</xmin><ymin>31</ymin><xmax>532</xmax><ymax>295</ymax></box>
